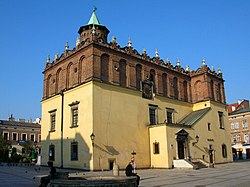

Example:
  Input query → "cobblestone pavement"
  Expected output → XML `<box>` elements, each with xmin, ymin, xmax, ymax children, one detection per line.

<box><xmin>0</xmin><ymin>161</ymin><xmax>250</xmax><ymax>187</ymax></box>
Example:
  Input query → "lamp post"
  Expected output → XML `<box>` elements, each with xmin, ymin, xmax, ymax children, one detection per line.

<box><xmin>90</xmin><ymin>133</ymin><xmax>95</xmax><ymax>147</ymax></box>
<box><xmin>192</xmin><ymin>135</ymin><xmax>200</xmax><ymax>146</ymax></box>
<box><xmin>90</xmin><ymin>133</ymin><xmax>95</xmax><ymax>171</ymax></box>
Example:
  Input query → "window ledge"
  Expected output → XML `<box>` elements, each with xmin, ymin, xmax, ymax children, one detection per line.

<box><xmin>70</xmin><ymin>125</ymin><xmax>79</xmax><ymax>129</ymax></box>
<box><xmin>49</xmin><ymin>130</ymin><xmax>56</xmax><ymax>133</ymax></box>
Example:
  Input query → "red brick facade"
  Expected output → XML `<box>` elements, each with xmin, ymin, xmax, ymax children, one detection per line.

<box><xmin>43</xmin><ymin>19</ymin><xmax>226</xmax><ymax>104</ymax></box>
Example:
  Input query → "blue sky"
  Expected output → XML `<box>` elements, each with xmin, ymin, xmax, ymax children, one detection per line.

<box><xmin>0</xmin><ymin>0</ymin><xmax>249</xmax><ymax>120</ymax></box>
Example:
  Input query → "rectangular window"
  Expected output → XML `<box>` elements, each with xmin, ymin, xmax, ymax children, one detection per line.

<box><xmin>49</xmin><ymin>144</ymin><xmax>55</xmax><ymax>161</ymax></box>
<box><xmin>231</xmin><ymin>122</ymin><xmax>235</xmax><ymax>130</ymax></box>
<box><xmin>234</xmin><ymin>121</ymin><xmax>239</xmax><ymax>129</ymax></box>
<box><xmin>153</xmin><ymin>142</ymin><xmax>160</xmax><ymax>154</ymax></box>
<box><xmin>71</xmin><ymin>142</ymin><xmax>78</xmax><ymax>160</ymax></box>
<box><xmin>166</xmin><ymin>108</ymin><xmax>174</xmax><ymax>124</ymax></box>
<box><xmin>236</xmin><ymin>134</ymin><xmax>241</xmax><ymax>142</ymax></box>
<box><xmin>222</xmin><ymin>144</ymin><xmax>227</xmax><ymax>158</ymax></box>
<box><xmin>218</xmin><ymin>112</ymin><xmax>224</xmax><ymax>129</ymax></box>
<box><xmin>69</xmin><ymin>101</ymin><xmax>79</xmax><ymax>128</ymax></box>
<box><xmin>242</xmin><ymin>119</ymin><xmax>248</xmax><ymax>128</ymax></box>
<box><xmin>30</xmin><ymin>134</ymin><xmax>35</xmax><ymax>142</ymax></box>
<box><xmin>3</xmin><ymin>132</ymin><xmax>9</xmax><ymax>140</ymax></box>
<box><xmin>50</xmin><ymin>112</ymin><xmax>56</xmax><ymax>131</ymax></box>
<box><xmin>21</xmin><ymin>133</ymin><xmax>27</xmax><ymax>141</ymax></box>
<box><xmin>71</xmin><ymin>107</ymin><xmax>78</xmax><ymax>127</ymax></box>
<box><xmin>244</xmin><ymin>133</ymin><xmax>249</xmax><ymax>144</ymax></box>
<box><xmin>149</xmin><ymin>105</ymin><xmax>158</xmax><ymax>125</ymax></box>
<box><xmin>12</xmin><ymin>132</ymin><xmax>18</xmax><ymax>141</ymax></box>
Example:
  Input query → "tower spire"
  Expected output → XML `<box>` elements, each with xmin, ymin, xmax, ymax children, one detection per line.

<box><xmin>88</xmin><ymin>7</ymin><xmax>101</xmax><ymax>25</ymax></box>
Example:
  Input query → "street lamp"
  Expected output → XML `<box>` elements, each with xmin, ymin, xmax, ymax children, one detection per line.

<box><xmin>192</xmin><ymin>135</ymin><xmax>200</xmax><ymax>146</ymax></box>
<box><xmin>90</xmin><ymin>133</ymin><xmax>95</xmax><ymax>146</ymax></box>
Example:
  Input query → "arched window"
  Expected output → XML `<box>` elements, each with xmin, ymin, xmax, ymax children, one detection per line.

<box><xmin>66</xmin><ymin>62</ymin><xmax>73</xmax><ymax>88</ymax></box>
<box><xmin>119</xmin><ymin>60</ymin><xmax>126</xmax><ymax>87</ymax></box>
<box><xmin>101</xmin><ymin>54</ymin><xmax>109</xmax><ymax>82</ymax></box>
<box><xmin>46</xmin><ymin>74</ymin><xmax>52</xmax><ymax>97</ymax></box>
<box><xmin>217</xmin><ymin>83</ymin><xmax>222</xmax><ymax>102</ymax></box>
<box><xmin>194</xmin><ymin>80</ymin><xmax>202</xmax><ymax>102</ymax></box>
<box><xmin>173</xmin><ymin>77</ymin><xmax>178</xmax><ymax>99</ymax></box>
<box><xmin>210</xmin><ymin>80</ymin><xmax>214</xmax><ymax>100</ymax></box>
<box><xmin>136</xmin><ymin>64</ymin><xmax>142</xmax><ymax>90</ymax></box>
<box><xmin>162</xmin><ymin>73</ymin><xmax>167</xmax><ymax>96</ymax></box>
<box><xmin>183</xmin><ymin>80</ymin><xmax>188</xmax><ymax>102</ymax></box>
<box><xmin>78</xmin><ymin>55</ymin><xmax>85</xmax><ymax>83</ymax></box>
<box><xmin>55</xmin><ymin>68</ymin><xmax>62</xmax><ymax>94</ymax></box>
<box><xmin>150</xmin><ymin>69</ymin><xmax>156</xmax><ymax>93</ymax></box>
<box><xmin>222</xmin><ymin>144</ymin><xmax>227</xmax><ymax>158</ymax></box>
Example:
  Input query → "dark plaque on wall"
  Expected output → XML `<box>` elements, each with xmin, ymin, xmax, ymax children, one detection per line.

<box><xmin>142</xmin><ymin>79</ymin><xmax>153</xmax><ymax>99</ymax></box>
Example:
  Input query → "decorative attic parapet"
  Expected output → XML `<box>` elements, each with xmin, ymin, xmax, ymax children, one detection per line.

<box><xmin>190</xmin><ymin>65</ymin><xmax>223</xmax><ymax>79</ymax></box>
<box><xmin>44</xmin><ymin>35</ymin><xmax>223</xmax><ymax>80</ymax></box>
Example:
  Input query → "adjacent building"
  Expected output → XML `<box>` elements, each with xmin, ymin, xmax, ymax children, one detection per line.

<box><xmin>0</xmin><ymin>115</ymin><xmax>41</xmax><ymax>156</ymax></box>
<box><xmin>228</xmin><ymin>100</ymin><xmax>250</xmax><ymax>159</ymax></box>
<box><xmin>41</xmin><ymin>10</ymin><xmax>233</xmax><ymax>170</ymax></box>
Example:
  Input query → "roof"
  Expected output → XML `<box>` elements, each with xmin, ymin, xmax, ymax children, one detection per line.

<box><xmin>229</xmin><ymin>108</ymin><xmax>250</xmax><ymax>116</ymax></box>
<box><xmin>88</xmin><ymin>9</ymin><xmax>101</xmax><ymax>25</ymax></box>
<box><xmin>0</xmin><ymin>120</ymin><xmax>41</xmax><ymax>128</ymax></box>
<box><xmin>178</xmin><ymin>108</ymin><xmax>211</xmax><ymax>126</ymax></box>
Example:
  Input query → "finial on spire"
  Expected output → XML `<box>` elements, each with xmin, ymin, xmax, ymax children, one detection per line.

<box><xmin>46</xmin><ymin>55</ymin><xmax>50</xmax><ymax>64</ymax></box>
<box><xmin>202</xmin><ymin>57</ymin><xmax>206</xmax><ymax>66</ymax></box>
<box><xmin>155</xmin><ymin>49</ymin><xmax>159</xmax><ymax>58</ymax></box>
<box><xmin>211</xmin><ymin>66</ymin><xmax>215</xmax><ymax>72</ymax></box>
<box><xmin>76</xmin><ymin>37</ymin><xmax>80</xmax><ymax>46</ymax></box>
<box><xmin>54</xmin><ymin>53</ymin><xmax>59</xmax><ymax>61</ymax></box>
<box><xmin>128</xmin><ymin>37</ymin><xmax>132</xmax><ymax>48</ymax></box>
<box><xmin>218</xmin><ymin>67</ymin><xmax>222</xmax><ymax>74</ymax></box>
<box><xmin>65</xmin><ymin>41</ymin><xmax>69</xmax><ymax>51</ymax></box>
<box><xmin>166</xmin><ymin>58</ymin><xmax>170</xmax><ymax>64</ymax></box>
<box><xmin>176</xmin><ymin>58</ymin><xmax>180</xmax><ymax>66</ymax></box>
<box><xmin>93</xmin><ymin>6</ymin><xmax>97</xmax><ymax>12</ymax></box>
<box><xmin>111</xmin><ymin>36</ymin><xmax>117</xmax><ymax>44</ymax></box>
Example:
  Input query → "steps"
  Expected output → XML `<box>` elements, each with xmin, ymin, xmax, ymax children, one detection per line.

<box><xmin>192</xmin><ymin>161</ymin><xmax>208</xmax><ymax>169</ymax></box>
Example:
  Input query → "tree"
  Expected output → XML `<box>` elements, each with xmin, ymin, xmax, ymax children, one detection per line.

<box><xmin>0</xmin><ymin>135</ymin><xmax>11</xmax><ymax>162</ymax></box>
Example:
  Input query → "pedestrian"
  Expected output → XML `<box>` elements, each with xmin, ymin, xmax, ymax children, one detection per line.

<box><xmin>125</xmin><ymin>160</ymin><xmax>140</xmax><ymax>186</ymax></box>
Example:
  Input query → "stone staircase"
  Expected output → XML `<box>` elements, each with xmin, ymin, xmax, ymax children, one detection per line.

<box><xmin>192</xmin><ymin>161</ymin><xmax>208</xmax><ymax>169</ymax></box>
<box><xmin>191</xmin><ymin>159</ymin><xmax>214</xmax><ymax>169</ymax></box>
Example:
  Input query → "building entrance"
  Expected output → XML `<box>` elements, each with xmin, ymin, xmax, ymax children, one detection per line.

<box><xmin>176</xmin><ymin>129</ymin><xmax>188</xmax><ymax>159</ymax></box>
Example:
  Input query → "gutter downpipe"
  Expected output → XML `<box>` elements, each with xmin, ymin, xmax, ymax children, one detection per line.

<box><xmin>60</xmin><ymin>90</ymin><xmax>64</xmax><ymax>168</ymax></box>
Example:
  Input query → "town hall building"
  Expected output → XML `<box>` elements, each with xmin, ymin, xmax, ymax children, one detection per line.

<box><xmin>41</xmin><ymin>10</ymin><xmax>233</xmax><ymax>170</ymax></box>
